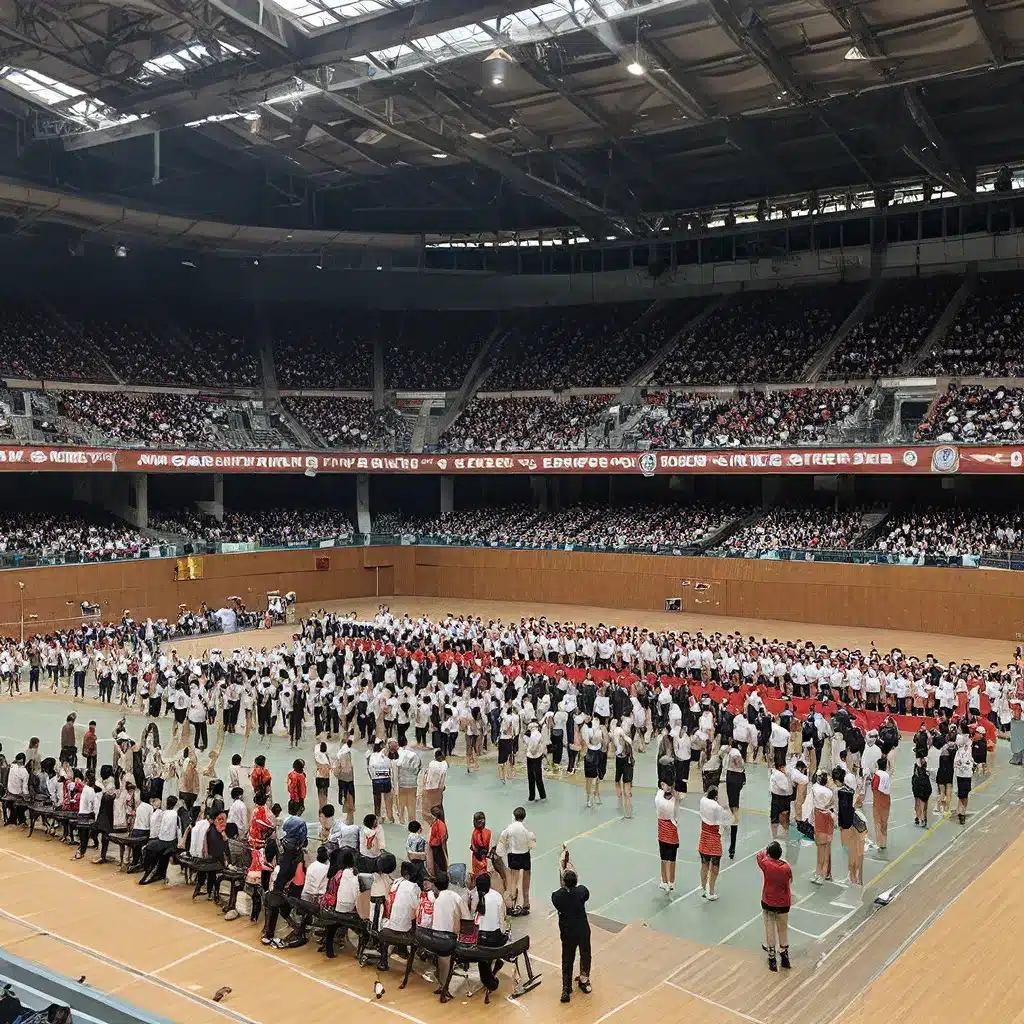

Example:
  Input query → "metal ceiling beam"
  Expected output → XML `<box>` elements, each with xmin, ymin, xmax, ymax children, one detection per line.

<box><xmin>304</xmin><ymin>79</ymin><xmax>645</xmax><ymax>237</ymax></box>
<box><xmin>703</xmin><ymin>0</ymin><xmax>809</xmax><ymax>103</ymax></box>
<box><xmin>820</xmin><ymin>2</ymin><xmax>971</xmax><ymax>198</ymax></box>
<box><xmin>640</xmin><ymin>34</ymin><xmax>713</xmax><ymax>119</ymax></box>
<box><xmin>964</xmin><ymin>0</ymin><xmax>1007</xmax><ymax>66</ymax></box>
<box><xmin>899</xmin><ymin>86</ymin><xmax>973</xmax><ymax>199</ymax></box>
<box><xmin>578</xmin><ymin>2</ymin><xmax>708</xmax><ymax>122</ymax></box>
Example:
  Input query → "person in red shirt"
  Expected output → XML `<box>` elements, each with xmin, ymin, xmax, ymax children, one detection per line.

<box><xmin>287</xmin><ymin>759</ymin><xmax>307</xmax><ymax>817</ymax></box>
<box><xmin>250</xmin><ymin>756</ymin><xmax>272</xmax><ymax>802</ymax></box>
<box><xmin>757</xmin><ymin>841</ymin><xmax>792</xmax><ymax>972</ymax></box>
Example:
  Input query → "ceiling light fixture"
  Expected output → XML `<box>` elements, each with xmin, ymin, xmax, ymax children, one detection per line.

<box><xmin>483</xmin><ymin>47</ymin><xmax>514</xmax><ymax>87</ymax></box>
<box><xmin>469</xmin><ymin>131</ymin><xmax>487</xmax><ymax>140</ymax></box>
<box><xmin>626</xmin><ymin>61</ymin><xmax>645</xmax><ymax>76</ymax></box>
<box><xmin>844</xmin><ymin>45</ymin><xmax>867</xmax><ymax>60</ymax></box>
<box><xmin>626</xmin><ymin>16</ymin><xmax>645</xmax><ymax>77</ymax></box>
<box><xmin>431</xmin><ymin>151</ymin><xmax>448</xmax><ymax>159</ymax></box>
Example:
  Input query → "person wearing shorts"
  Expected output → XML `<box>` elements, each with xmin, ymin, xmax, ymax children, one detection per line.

<box><xmin>655</xmin><ymin>782</ymin><xmax>679</xmax><ymax>892</ymax></box>
<box><xmin>698</xmin><ymin>787</ymin><xmax>733</xmax><ymax>901</ymax></box>
<box><xmin>757</xmin><ymin>841</ymin><xmax>792</xmax><ymax>972</ymax></box>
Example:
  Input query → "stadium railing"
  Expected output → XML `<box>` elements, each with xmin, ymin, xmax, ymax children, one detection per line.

<box><xmin>1</xmin><ymin>533</ymin><xmax>1022</xmax><ymax>572</ymax></box>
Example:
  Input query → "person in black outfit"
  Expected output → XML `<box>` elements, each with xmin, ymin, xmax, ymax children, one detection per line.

<box><xmin>550</xmin><ymin>844</ymin><xmax>591</xmax><ymax>1004</ymax></box>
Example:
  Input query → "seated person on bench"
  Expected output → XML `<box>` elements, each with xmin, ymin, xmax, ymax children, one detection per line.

<box><xmin>379</xmin><ymin>860</ymin><xmax>421</xmax><ymax>971</ymax></box>
<box><xmin>276</xmin><ymin>845</ymin><xmax>332</xmax><ymax>947</ymax></box>
<box><xmin>421</xmin><ymin>870</ymin><xmax>466</xmax><ymax>1004</ymax></box>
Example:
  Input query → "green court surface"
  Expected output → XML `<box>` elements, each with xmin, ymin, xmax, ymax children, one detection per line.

<box><xmin>1</xmin><ymin>697</ymin><xmax>1017</xmax><ymax>958</ymax></box>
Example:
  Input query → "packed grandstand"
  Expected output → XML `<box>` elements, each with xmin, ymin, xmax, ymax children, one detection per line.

<box><xmin>0</xmin><ymin>269</ymin><xmax>1022</xmax><ymax>566</ymax></box>
<box><xmin>1</xmin><ymin>271</ymin><xmax>1023</xmax><ymax>457</ymax></box>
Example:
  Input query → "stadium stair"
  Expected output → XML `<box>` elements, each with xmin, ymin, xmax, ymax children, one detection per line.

<box><xmin>409</xmin><ymin>401</ymin><xmax>432</xmax><ymax>452</ymax></box>
<box><xmin>43</xmin><ymin>301</ymin><xmax>123</xmax><ymax>384</ymax></box>
<box><xmin>432</xmin><ymin>321</ymin><xmax>511</xmax><ymax>443</ymax></box>
<box><xmin>901</xmin><ymin>265</ymin><xmax>977</xmax><ymax>374</ymax></box>
<box><xmin>622</xmin><ymin>295</ymin><xmax>727</xmax><ymax>390</ymax></box>
<box><xmin>806</xmin><ymin>278</ymin><xmax>881</xmax><ymax>382</ymax></box>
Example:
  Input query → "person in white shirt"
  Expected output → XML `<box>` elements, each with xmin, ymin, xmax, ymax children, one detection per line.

<box><xmin>5</xmin><ymin>754</ymin><xmax>30</xmax><ymax>826</ymax></box>
<box><xmin>524</xmin><ymin>722</ymin><xmax>547</xmax><ymax>802</ymax></box>
<box><xmin>379</xmin><ymin>861</ymin><xmax>421</xmax><ymax>971</ymax></box>
<box><xmin>655</xmin><ymin>783</ymin><xmax>680</xmax><ymax>891</ymax></box>
<box><xmin>470</xmin><ymin>873</ymin><xmax>507</xmax><ymax>1001</ymax></box>
<box><xmin>953</xmin><ymin>742</ymin><xmax>974</xmax><ymax>825</ymax></box>
<box><xmin>228</xmin><ymin>788</ymin><xmax>248</xmax><ymax>834</ymax></box>
<box><xmin>430</xmin><ymin>871</ymin><xmax>467</xmax><ymax>1003</ymax></box>
<box><xmin>422</xmin><ymin>750</ymin><xmax>448</xmax><ymax>822</ymax></box>
<box><xmin>301</xmin><ymin>846</ymin><xmax>332</xmax><ymax>902</ymax></box>
<box><xmin>697</xmin><ymin>788</ymin><xmax>733</xmax><ymax>901</ymax></box>
<box><xmin>499</xmin><ymin>807</ymin><xmax>535</xmax><ymax>916</ymax></box>
<box><xmin>140</xmin><ymin>794</ymin><xmax>182</xmax><ymax>884</ymax></box>
<box><xmin>809</xmin><ymin>773</ymin><xmax>835</xmax><ymax>884</ymax></box>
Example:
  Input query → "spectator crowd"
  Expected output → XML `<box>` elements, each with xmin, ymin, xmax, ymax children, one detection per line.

<box><xmin>872</xmin><ymin>507</ymin><xmax>1024</xmax><ymax>558</ymax></box>
<box><xmin>58</xmin><ymin>391</ymin><xmax>233</xmax><ymax>448</ymax></box>
<box><xmin>271</xmin><ymin>308</ymin><xmax>376</xmax><ymax>389</ymax></box>
<box><xmin>284</xmin><ymin>397</ymin><xmax>409</xmax><ymax>450</ymax></box>
<box><xmin>399</xmin><ymin>502</ymin><xmax>747</xmax><ymax>550</ymax></box>
<box><xmin>916</xmin><ymin>384</ymin><xmax>1024</xmax><ymax>444</ymax></box>
<box><xmin>824</xmin><ymin>276</ymin><xmax>957</xmax><ymax>379</ymax></box>
<box><xmin>0</xmin><ymin>512</ymin><xmax>150</xmax><ymax>561</ymax></box>
<box><xmin>717</xmin><ymin>507</ymin><xmax>870</xmax><ymax>554</ymax></box>
<box><xmin>150</xmin><ymin>508</ymin><xmax>353</xmax><ymax>545</ymax></box>
<box><xmin>385</xmin><ymin>311</ymin><xmax>499</xmax><ymax>391</ymax></box>
<box><xmin>440</xmin><ymin>395</ymin><xmax>607</xmax><ymax>451</ymax></box>
<box><xmin>487</xmin><ymin>300</ymin><xmax>676</xmax><ymax>390</ymax></box>
<box><xmin>630</xmin><ymin>388</ymin><xmax>863</xmax><ymax>449</ymax></box>
<box><xmin>921</xmin><ymin>274</ymin><xmax>1024</xmax><ymax>378</ymax></box>
<box><xmin>655</xmin><ymin>285</ymin><xmax>862</xmax><ymax>385</ymax></box>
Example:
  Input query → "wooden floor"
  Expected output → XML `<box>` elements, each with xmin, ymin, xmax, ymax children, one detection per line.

<box><xmin>1</xmin><ymin>593</ymin><xmax>1019</xmax><ymax>1024</ymax></box>
<box><xmin>175</xmin><ymin>595</ymin><xmax>1014</xmax><ymax>667</ymax></box>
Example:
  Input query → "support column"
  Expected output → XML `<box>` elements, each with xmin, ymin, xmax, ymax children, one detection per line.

<box><xmin>762</xmin><ymin>476</ymin><xmax>784</xmax><ymax>509</ymax></box>
<box><xmin>129</xmin><ymin>473</ymin><xmax>148</xmax><ymax>529</ymax></box>
<box><xmin>529</xmin><ymin>476</ymin><xmax>548</xmax><ymax>513</ymax></box>
<box><xmin>356</xmin><ymin>473</ymin><xmax>372</xmax><ymax>535</ymax></box>
<box><xmin>197</xmin><ymin>474</ymin><xmax>224</xmax><ymax>522</ymax></box>
<box><xmin>439</xmin><ymin>476</ymin><xmax>453</xmax><ymax>516</ymax></box>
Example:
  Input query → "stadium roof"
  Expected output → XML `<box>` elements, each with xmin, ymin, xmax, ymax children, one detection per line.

<box><xmin>0</xmin><ymin>0</ymin><xmax>1022</xmax><ymax>237</ymax></box>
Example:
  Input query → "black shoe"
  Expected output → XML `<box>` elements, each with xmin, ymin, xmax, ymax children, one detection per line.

<box><xmin>560</xmin><ymin>990</ymin><xmax>571</xmax><ymax>1004</ymax></box>
<box><xmin>780</xmin><ymin>948</ymin><xmax>791</xmax><ymax>970</ymax></box>
<box><xmin>768</xmin><ymin>953</ymin><xmax>778</xmax><ymax>972</ymax></box>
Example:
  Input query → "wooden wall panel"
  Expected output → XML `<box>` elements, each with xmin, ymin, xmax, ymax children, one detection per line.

<box><xmin>2</xmin><ymin>546</ymin><xmax>1020</xmax><ymax>642</ymax></box>
<box><xmin>0</xmin><ymin>549</ymin><xmax>385</xmax><ymax>633</ymax></box>
<box><xmin>403</xmin><ymin>548</ymin><xmax>1023</xmax><ymax>642</ymax></box>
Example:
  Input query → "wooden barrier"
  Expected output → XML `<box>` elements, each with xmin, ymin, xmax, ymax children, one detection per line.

<box><xmin>0</xmin><ymin>548</ymin><xmax>387</xmax><ymax>633</ymax></box>
<box><xmin>399</xmin><ymin>547</ymin><xmax>1024</xmax><ymax>642</ymax></box>
<box><xmin>3</xmin><ymin>545</ymin><xmax>1021</xmax><ymax>641</ymax></box>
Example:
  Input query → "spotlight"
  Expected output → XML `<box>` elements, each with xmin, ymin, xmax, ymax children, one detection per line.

<box><xmin>252</xmin><ymin>258</ymin><xmax>259</xmax><ymax>266</ymax></box>
<box><xmin>483</xmin><ymin>48</ymin><xmax>513</xmax><ymax>87</ymax></box>
<box><xmin>376</xmin><ymin>264</ymin><xmax>383</xmax><ymax>271</ymax></box>
<box><xmin>626</xmin><ymin>61</ymin><xmax>645</xmax><ymax>76</ymax></box>
<box><xmin>114</xmin><ymin>245</ymin><xmax>128</xmax><ymax>258</ymax></box>
<box><xmin>431</xmin><ymin>152</ymin><xmax>448</xmax><ymax>159</ymax></box>
<box><xmin>844</xmin><ymin>45</ymin><xmax>867</xmax><ymax>60</ymax></box>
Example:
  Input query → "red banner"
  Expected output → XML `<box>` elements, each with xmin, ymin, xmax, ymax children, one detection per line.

<box><xmin>0</xmin><ymin>443</ymin><xmax>1019</xmax><ymax>475</ymax></box>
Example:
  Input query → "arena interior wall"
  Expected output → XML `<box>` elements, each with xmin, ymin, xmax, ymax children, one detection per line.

<box><xmin>6</xmin><ymin>546</ymin><xmax>1022</xmax><ymax>642</ymax></box>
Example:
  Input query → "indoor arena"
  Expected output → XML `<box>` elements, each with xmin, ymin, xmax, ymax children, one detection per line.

<box><xmin>1</xmin><ymin>1</ymin><xmax>1024</xmax><ymax>1023</ymax></box>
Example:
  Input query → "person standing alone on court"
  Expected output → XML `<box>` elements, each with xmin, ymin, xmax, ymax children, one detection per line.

<box><xmin>525</xmin><ymin>721</ymin><xmax>547</xmax><ymax>801</ymax></box>
<box><xmin>551</xmin><ymin>844</ymin><xmax>592</xmax><ymax>1004</ymax></box>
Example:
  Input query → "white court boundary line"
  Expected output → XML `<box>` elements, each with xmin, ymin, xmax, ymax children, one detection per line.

<box><xmin>0</xmin><ymin>847</ymin><xmax>429</xmax><ymax>1024</ymax></box>
<box><xmin>152</xmin><ymin>939</ymin><xmax>227</xmax><ymax>975</ymax></box>
<box><xmin>0</xmin><ymin>906</ymin><xmax>257</xmax><ymax>1024</ymax></box>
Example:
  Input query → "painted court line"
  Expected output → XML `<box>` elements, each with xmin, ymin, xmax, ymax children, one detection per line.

<box><xmin>0</xmin><ymin>906</ymin><xmax>252</xmax><ymax>1024</ymax></box>
<box><xmin>0</xmin><ymin>847</ymin><xmax>429</xmax><ymax>1024</ymax></box>
<box><xmin>153</xmin><ymin>939</ymin><xmax>227</xmax><ymax>975</ymax></box>
<box><xmin>664</xmin><ymin>980</ymin><xmax>768</xmax><ymax>1024</ymax></box>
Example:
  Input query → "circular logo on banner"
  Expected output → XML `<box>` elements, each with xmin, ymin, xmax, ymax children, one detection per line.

<box><xmin>931</xmin><ymin>445</ymin><xmax>960</xmax><ymax>474</ymax></box>
<box><xmin>1012</xmin><ymin>451</ymin><xmax>1023</xmax><ymax>468</ymax></box>
<box><xmin>902</xmin><ymin>450</ymin><xmax>918</xmax><ymax>467</ymax></box>
<box><xmin>638</xmin><ymin>452</ymin><xmax>658</xmax><ymax>477</ymax></box>
<box><xmin>436</xmin><ymin>459</ymin><xmax>447</xmax><ymax>470</ymax></box>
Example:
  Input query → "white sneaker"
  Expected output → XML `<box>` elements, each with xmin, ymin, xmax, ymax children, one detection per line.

<box><xmin>658</xmin><ymin>881</ymin><xmax>670</xmax><ymax>892</ymax></box>
<box><xmin>700</xmin><ymin>888</ymin><xmax>707</xmax><ymax>899</ymax></box>
<box><xmin>706</xmin><ymin>893</ymin><xmax>719</xmax><ymax>902</ymax></box>
<box><xmin>810</xmin><ymin>874</ymin><xmax>823</xmax><ymax>885</ymax></box>
<box><xmin>667</xmin><ymin>883</ymin><xmax>675</xmax><ymax>892</ymax></box>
